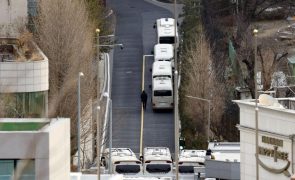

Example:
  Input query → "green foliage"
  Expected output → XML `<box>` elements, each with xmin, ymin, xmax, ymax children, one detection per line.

<box><xmin>180</xmin><ymin>0</ymin><xmax>202</xmax><ymax>51</ymax></box>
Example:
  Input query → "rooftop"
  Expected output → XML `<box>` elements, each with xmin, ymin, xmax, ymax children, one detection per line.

<box><xmin>0</xmin><ymin>118</ymin><xmax>50</xmax><ymax>131</ymax></box>
<box><xmin>0</xmin><ymin>122</ymin><xmax>48</xmax><ymax>131</ymax></box>
<box><xmin>0</xmin><ymin>37</ymin><xmax>44</xmax><ymax>62</ymax></box>
<box><xmin>233</xmin><ymin>97</ymin><xmax>295</xmax><ymax>112</ymax></box>
<box><xmin>208</xmin><ymin>142</ymin><xmax>240</xmax><ymax>153</ymax></box>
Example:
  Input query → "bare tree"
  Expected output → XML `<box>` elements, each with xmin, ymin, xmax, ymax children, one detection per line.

<box><xmin>256</xmin><ymin>38</ymin><xmax>289</xmax><ymax>91</ymax></box>
<box><xmin>181</xmin><ymin>34</ymin><xmax>226</xmax><ymax>148</ymax></box>
<box><xmin>202</xmin><ymin>0</ymin><xmax>294</xmax><ymax>97</ymax></box>
<box><xmin>35</xmin><ymin>0</ymin><xmax>96</xmax><ymax>157</ymax></box>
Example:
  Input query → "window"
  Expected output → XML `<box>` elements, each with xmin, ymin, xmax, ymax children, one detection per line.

<box><xmin>0</xmin><ymin>160</ymin><xmax>35</xmax><ymax>180</ymax></box>
<box><xmin>154</xmin><ymin>90</ymin><xmax>172</xmax><ymax>97</ymax></box>
<box><xmin>159</xmin><ymin>37</ymin><xmax>175</xmax><ymax>44</ymax></box>
<box><xmin>0</xmin><ymin>91</ymin><xmax>47</xmax><ymax>118</ymax></box>
<box><xmin>115</xmin><ymin>165</ymin><xmax>140</xmax><ymax>174</ymax></box>
<box><xmin>27</xmin><ymin>0</ymin><xmax>38</xmax><ymax>32</ymax></box>
<box><xmin>146</xmin><ymin>164</ymin><xmax>171</xmax><ymax>173</ymax></box>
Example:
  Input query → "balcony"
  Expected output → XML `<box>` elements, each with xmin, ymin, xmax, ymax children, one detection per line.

<box><xmin>0</xmin><ymin>38</ymin><xmax>48</xmax><ymax>93</ymax></box>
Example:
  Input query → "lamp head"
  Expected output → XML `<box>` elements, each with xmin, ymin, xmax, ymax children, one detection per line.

<box><xmin>120</xmin><ymin>44</ymin><xmax>124</xmax><ymax>50</ymax></box>
<box><xmin>79</xmin><ymin>72</ymin><xmax>84</xmax><ymax>77</ymax></box>
<box><xmin>103</xmin><ymin>92</ymin><xmax>109</xmax><ymax>98</ymax></box>
<box><xmin>253</xmin><ymin>29</ymin><xmax>258</xmax><ymax>36</ymax></box>
<box><xmin>96</xmin><ymin>29</ymin><xmax>100</xmax><ymax>33</ymax></box>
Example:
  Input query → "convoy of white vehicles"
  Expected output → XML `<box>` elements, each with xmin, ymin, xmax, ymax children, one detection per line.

<box><xmin>100</xmin><ymin>18</ymin><xmax>189</xmax><ymax>177</ymax></box>
<box><xmin>101</xmin><ymin>147</ymin><xmax>206</xmax><ymax>176</ymax></box>
<box><xmin>151</xmin><ymin>18</ymin><xmax>178</xmax><ymax>110</ymax></box>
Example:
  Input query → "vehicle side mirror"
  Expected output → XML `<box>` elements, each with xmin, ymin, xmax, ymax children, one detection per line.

<box><xmin>150</xmin><ymin>68</ymin><xmax>152</xmax><ymax>72</ymax></box>
<box><xmin>153</xmin><ymin>23</ymin><xmax>156</xmax><ymax>29</ymax></box>
<box><xmin>151</xmin><ymin>50</ymin><xmax>154</xmax><ymax>54</ymax></box>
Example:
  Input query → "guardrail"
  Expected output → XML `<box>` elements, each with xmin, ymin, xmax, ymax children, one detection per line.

<box><xmin>100</xmin><ymin>53</ymin><xmax>111</xmax><ymax>154</ymax></box>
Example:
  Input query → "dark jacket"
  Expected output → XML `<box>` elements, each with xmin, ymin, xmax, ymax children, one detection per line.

<box><xmin>141</xmin><ymin>91</ymin><xmax>148</xmax><ymax>102</ymax></box>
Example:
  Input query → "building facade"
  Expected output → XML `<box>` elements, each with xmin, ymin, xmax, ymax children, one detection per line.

<box><xmin>0</xmin><ymin>38</ymin><xmax>49</xmax><ymax>118</ymax></box>
<box><xmin>235</xmin><ymin>98</ymin><xmax>295</xmax><ymax>180</ymax></box>
<box><xmin>0</xmin><ymin>118</ymin><xmax>70</xmax><ymax>180</ymax></box>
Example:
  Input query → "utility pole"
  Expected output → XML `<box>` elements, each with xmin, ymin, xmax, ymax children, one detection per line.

<box><xmin>96</xmin><ymin>106</ymin><xmax>101</xmax><ymax>180</ymax></box>
<box><xmin>96</xmin><ymin>29</ymin><xmax>101</xmax><ymax>102</ymax></box>
<box><xmin>77</xmin><ymin>72</ymin><xmax>84</xmax><ymax>172</ymax></box>
<box><xmin>253</xmin><ymin>29</ymin><xmax>259</xmax><ymax>180</ymax></box>
<box><xmin>174</xmin><ymin>0</ymin><xmax>179</xmax><ymax>180</ymax></box>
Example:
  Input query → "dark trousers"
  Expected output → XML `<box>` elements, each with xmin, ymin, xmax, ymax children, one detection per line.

<box><xmin>142</xmin><ymin>101</ymin><xmax>147</xmax><ymax>110</ymax></box>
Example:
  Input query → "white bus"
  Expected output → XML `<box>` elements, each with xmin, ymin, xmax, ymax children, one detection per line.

<box><xmin>102</xmin><ymin>148</ymin><xmax>142</xmax><ymax>175</ymax></box>
<box><xmin>178</xmin><ymin>149</ymin><xmax>206</xmax><ymax>174</ymax></box>
<box><xmin>143</xmin><ymin>147</ymin><xmax>173</xmax><ymax>175</ymax></box>
<box><xmin>154</xmin><ymin>18</ymin><xmax>178</xmax><ymax>47</ymax></box>
<box><xmin>152</xmin><ymin>61</ymin><xmax>173</xmax><ymax>109</ymax></box>
<box><xmin>154</xmin><ymin>44</ymin><xmax>174</xmax><ymax>68</ymax></box>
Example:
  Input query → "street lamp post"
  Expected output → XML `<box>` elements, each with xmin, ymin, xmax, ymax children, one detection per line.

<box><xmin>96</xmin><ymin>106</ymin><xmax>101</xmax><ymax>180</ymax></box>
<box><xmin>253</xmin><ymin>28</ymin><xmax>259</xmax><ymax>180</ymax></box>
<box><xmin>93</xmin><ymin>28</ymin><xmax>123</xmax><ymax>163</ymax></box>
<box><xmin>109</xmin><ymin>99</ymin><xmax>112</xmax><ymax>173</ymax></box>
<box><xmin>96</xmin><ymin>28</ymin><xmax>101</xmax><ymax>102</ymax></box>
<box><xmin>102</xmin><ymin>92</ymin><xmax>113</xmax><ymax>174</ymax></box>
<box><xmin>185</xmin><ymin>95</ymin><xmax>211</xmax><ymax>142</ymax></box>
<box><xmin>77</xmin><ymin>72</ymin><xmax>84</xmax><ymax>172</ymax></box>
<box><xmin>174</xmin><ymin>1</ymin><xmax>179</xmax><ymax>180</ymax></box>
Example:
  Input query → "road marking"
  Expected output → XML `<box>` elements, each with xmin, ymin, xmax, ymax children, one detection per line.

<box><xmin>140</xmin><ymin>55</ymin><xmax>154</xmax><ymax>156</ymax></box>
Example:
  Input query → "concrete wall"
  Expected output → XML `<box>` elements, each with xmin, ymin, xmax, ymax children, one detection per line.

<box><xmin>205</xmin><ymin>160</ymin><xmax>240</xmax><ymax>179</ymax></box>
<box><xmin>0</xmin><ymin>0</ymin><xmax>27</xmax><ymax>36</ymax></box>
<box><xmin>0</xmin><ymin>59</ymin><xmax>49</xmax><ymax>93</ymax></box>
<box><xmin>48</xmin><ymin>118</ymin><xmax>71</xmax><ymax>180</ymax></box>
<box><xmin>0</xmin><ymin>0</ymin><xmax>27</xmax><ymax>25</ymax></box>
<box><xmin>236</xmin><ymin>100</ymin><xmax>295</xmax><ymax>180</ymax></box>
<box><xmin>0</xmin><ymin>118</ymin><xmax>70</xmax><ymax>180</ymax></box>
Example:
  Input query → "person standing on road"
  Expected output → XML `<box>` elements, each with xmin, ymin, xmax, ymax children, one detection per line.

<box><xmin>141</xmin><ymin>90</ymin><xmax>148</xmax><ymax>110</ymax></box>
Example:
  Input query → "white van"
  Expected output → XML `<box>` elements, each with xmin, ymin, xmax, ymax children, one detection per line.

<box><xmin>102</xmin><ymin>148</ymin><xmax>142</xmax><ymax>175</ymax></box>
<box><xmin>143</xmin><ymin>147</ymin><xmax>173</xmax><ymax>175</ymax></box>
<box><xmin>154</xmin><ymin>44</ymin><xmax>174</xmax><ymax>68</ymax></box>
<box><xmin>178</xmin><ymin>149</ymin><xmax>206</xmax><ymax>174</ymax></box>
<box><xmin>155</xmin><ymin>18</ymin><xmax>178</xmax><ymax>48</ymax></box>
<box><xmin>152</xmin><ymin>61</ymin><xmax>173</xmax><ymax>109</ymax></box>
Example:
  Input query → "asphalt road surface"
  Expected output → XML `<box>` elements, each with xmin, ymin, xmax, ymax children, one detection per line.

<box><xmin>108</xmin><ymin>0</ymin><xmax>174</xmax><ymax>154</ymax></box>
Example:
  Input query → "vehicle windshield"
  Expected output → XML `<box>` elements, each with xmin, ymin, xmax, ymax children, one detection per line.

<box><xmin>154</xmin><ymin>90</ymin><xmax>172</xmax><ymax>96</ymax></box>
<box><xmin>146</xmin><ymin>164</ymin><xmax>171</xmax><ymax>173</ymax></box>
<box><xmin>153</xmin><ymin>75</ymin><xmax>171</xmax><ymax>78</ymax></box>
<box><xmin>159</xmin><ymin>37</ymin><xmax>175</xmax><ymax>44</ymax></box>
<box><xmin>115</xmin><ymin>165</ymin><xmax>141</xmax><ymax>174</ymax></box>
<box><xmin>179</xmin><ymin>165</ymin><xmax>194</xmax><ymax>173</ymax></box>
